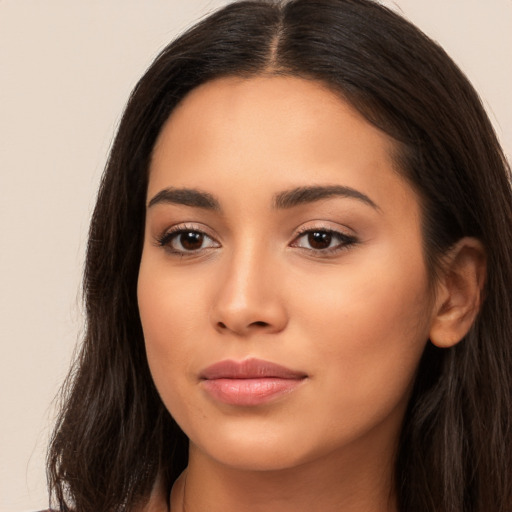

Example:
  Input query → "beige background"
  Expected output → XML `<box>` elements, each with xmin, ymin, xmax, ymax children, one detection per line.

<box><xmin>1</xmin><ymin>1</ymin><xmax>510</xmax><ymax>510</ymax></box>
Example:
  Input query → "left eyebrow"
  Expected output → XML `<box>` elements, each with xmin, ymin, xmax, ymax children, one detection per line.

<box><xmin>273</xmin><ymin>185</ymin><xmax>380</xmax><ymax>211</ymax></box>
<box><xmin>147</xmin><ymin>187</ymin><xmax>221</xmax><ymax>210</ymax></box>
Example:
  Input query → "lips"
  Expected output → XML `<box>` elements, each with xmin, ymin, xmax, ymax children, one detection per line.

<box><xmin>199</xmin><ymin>358</ymin><xmax>307</xmax><ymax>406</ymax></box>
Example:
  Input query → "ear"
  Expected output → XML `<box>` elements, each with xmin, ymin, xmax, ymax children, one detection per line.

<box><xmin>429</xmin><ymin>237</ymin><xmax>486</xmax><ymax>348</ymax></box>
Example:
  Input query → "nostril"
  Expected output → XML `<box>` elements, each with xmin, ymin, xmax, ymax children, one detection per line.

<box><xmin>251</xmin><ymin>321</ymin><xmax>269</xmax><ymax>328</ymax></box>
<box><xmin>216</xmin><ymin>319</ymin><xmax>271</xmax><ymax>333</ymax></box>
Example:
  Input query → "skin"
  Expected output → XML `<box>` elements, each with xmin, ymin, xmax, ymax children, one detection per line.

<box><xmin>137</xmin><ymin>76</ymin><xmax>483</xmax><ymax>512</ymax></box>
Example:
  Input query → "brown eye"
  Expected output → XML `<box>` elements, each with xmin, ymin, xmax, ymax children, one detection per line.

<box><xmin>291</xmin><ymin>228</ymin><xmax>357</xmax><ymax>254</ymax></box>
<box><xmin>158</xmin><ymin>228</ymin><xmax>220</xmax><ymax>254</ymax></box>
<box><xmin>308</xmin><ymin>231</ymin><xmax>332</xmax><ymax>250</ymax></box>
<box><xmin>179</xmin><ymin>231</ymin><xmax>204</xmax><ymax>251</ymax></box>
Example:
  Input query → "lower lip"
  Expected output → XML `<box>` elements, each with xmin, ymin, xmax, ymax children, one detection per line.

<box><xmin>201</xmin><ymin>377</ymin><xmax>305</xmax><ymax>406</ymax></box>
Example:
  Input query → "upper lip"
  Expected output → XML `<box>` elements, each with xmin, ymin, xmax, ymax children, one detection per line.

<box><xmin>199</xmin><ymin>358</ymin><xmax>307</xmax><ymax>380</ymax></box>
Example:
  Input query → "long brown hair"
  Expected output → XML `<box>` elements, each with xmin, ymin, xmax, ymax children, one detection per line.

<box><xmin>47</xmin><ymin>1</ymin><xmax>512</xmax><ymax>510</ymax></box>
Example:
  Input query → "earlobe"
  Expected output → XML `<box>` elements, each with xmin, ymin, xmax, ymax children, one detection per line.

<box><xmin>429</xmin><ymin>237</ymin><xmax>486</xmax><ymax>349</ymax></box>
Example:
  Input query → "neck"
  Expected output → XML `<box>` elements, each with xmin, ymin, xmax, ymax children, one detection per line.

<box><xmin>171</xmin><ymin>440</ymin><xmax>398</xmax><ymax>512</ymax></box>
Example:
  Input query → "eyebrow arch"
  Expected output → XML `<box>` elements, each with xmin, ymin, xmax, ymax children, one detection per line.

<box><xmin>148</xmin><ymin>187</ymin><xmax>221</xmax><ymax>211</ymax></box>
<box><xmin>273</xmin><ymin>185</ymin><xmax>380</xmax><ymax>211</ymax></box>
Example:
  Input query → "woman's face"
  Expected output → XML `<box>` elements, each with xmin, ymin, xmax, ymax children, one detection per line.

<box><xmin>138</xmin><ymin>76</ymin><xmax>435</xmax><ymax>472</ymax></box>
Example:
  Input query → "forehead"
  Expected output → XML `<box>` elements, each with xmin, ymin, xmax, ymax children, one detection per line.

<box><xmin>152</xmin><ymin>75</ymin><xmax>394</xmax><ymax>168</ymax></box>
<box><xmin>148</xmin><ymin>75</ymin><xmax>415</xmax><ymax>217</ymax></box>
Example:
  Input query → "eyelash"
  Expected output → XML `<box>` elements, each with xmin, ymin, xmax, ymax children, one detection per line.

<box><xmin>290</xmin><ymin>226</ymin><xmax>358</xmax><ymax>255</ymax></box>
<box><xmin>155</xmin><ymin>224</ymin><xmax>219</xmax><ymax>255</ymax></box>
<box><xmin>155</xmin><ymin>225</ymin><xmax>358</xmax><ymax>257</ymax></box>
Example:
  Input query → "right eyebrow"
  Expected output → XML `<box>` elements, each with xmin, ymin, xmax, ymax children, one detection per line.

<box><xmin>273</xmin><ymin>185</ymin><xmax>380</xmax><ymax>211</ymax></box>
<box><xmin>147</xmin><ymin>187</ymin><xmax>221</xmax><ymax>211</ymax></box>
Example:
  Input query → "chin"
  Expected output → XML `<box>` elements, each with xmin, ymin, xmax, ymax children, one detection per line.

<box><xmin>196</xmin><ymin>442</ymin><xmax>312</xmax><ymax>472</ymax></box>
<box><xmin>185</xmin><ymin>414</ymin><xmax>347</xmax><ymax>473</ymax></box>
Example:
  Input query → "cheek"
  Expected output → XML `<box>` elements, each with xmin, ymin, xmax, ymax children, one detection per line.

<box><xmin>289</xmin><ymin>245</ymin><xmax>432</xmax><ymax>412</ymax></box>
<box><xmin>137</xmin><ymin>259</ymin><xmax>208</xmax><ymax>414</ymax></box>
<box><xmin>138</xmin><ymin>251</ymin><xmax>213</xmax><ymax>346</ymax></box>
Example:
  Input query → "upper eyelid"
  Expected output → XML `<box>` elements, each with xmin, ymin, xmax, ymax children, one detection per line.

<box><xmin>155</xmin><ymin>223</ymin><xmax>220</xmax><ymax>245</ymax></box>
<box><xmin>295</xmin><ymin>225</ymin><xmax>348</xmax><ymax>235</ymax></box>
<box><xmin>154</xmin><ymin>221</ymin><xmax>358</xmax><ymax>244</ymax></box>
<box><xmin>292</xmin><ymin>228</ymin><xmax>357</xmax><ymax>243</ymax></box>
<box><xmin>293</xmin><ymin>221</ymin><xmax>356</xmax><ymax>237</ymax></box>
<box><xmin>159</xmin><ymin>222</ymin><xmax>217</xmax><ymax>237</ymax></box>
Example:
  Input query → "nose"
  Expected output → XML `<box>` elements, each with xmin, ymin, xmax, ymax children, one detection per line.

<box><xmin>210</xmin><ymin>246</ymin><xmax>288</xmax><ymax>336</ymax></box>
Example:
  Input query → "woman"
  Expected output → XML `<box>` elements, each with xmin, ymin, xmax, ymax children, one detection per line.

<box><xmin>47</xmin><ymin>0</ymin><xmax>512</xmax><ymax>511</ymax></box>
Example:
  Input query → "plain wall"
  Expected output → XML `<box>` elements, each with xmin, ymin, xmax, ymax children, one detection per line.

<box><xmin>0</xmin><ymin>1</ymin><xmax>510</xmax><ymax>510</ymax></box>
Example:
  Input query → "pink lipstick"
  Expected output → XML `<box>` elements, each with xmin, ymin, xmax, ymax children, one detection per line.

<box><xmin>199</xmin><ymin>358</ymin><xmax>307</xmax><ymax>406</ymax></box>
